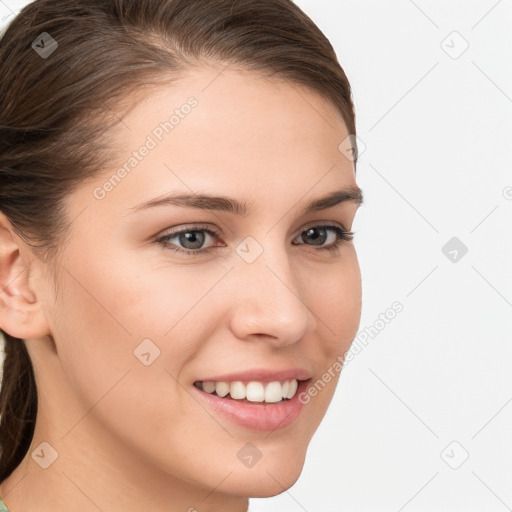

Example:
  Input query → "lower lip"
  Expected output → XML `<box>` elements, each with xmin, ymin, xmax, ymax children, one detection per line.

<box><xmin>192</xmin><ymin>380</ymin><xmax>310</xmax><ymax>431</ymax></box>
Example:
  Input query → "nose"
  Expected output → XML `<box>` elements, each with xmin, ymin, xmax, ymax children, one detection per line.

<box><xmin>227</xmin><ymin>239</ymin><xmax>316</xmax><ymax>347</ymax></box>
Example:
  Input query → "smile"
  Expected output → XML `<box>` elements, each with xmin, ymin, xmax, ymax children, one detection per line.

<box><xmin>192</xmin><ymin>378</ymin><xmax>312</xmax><ymax>431</ymax></box>
<box><xmin>194</xmin><ymin>379</ymin><xmax>299</xmax><ymax>403</ymax></box>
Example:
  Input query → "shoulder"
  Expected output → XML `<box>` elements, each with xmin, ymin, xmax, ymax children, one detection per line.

<box><xmin>0</xmin><ymin>496</ymin><xmax>10</xmax><ymax>512</ymax></box>
<box><xmin>0</xmin><ymin>498</ymin><xmax>9</xmax><ymax>512</ymax></box>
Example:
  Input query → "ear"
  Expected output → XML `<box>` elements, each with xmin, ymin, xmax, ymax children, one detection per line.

<box><xmin>0</xmin><ymin>211</ymin><xmax>51</xmax><ymax>339</ymax></box>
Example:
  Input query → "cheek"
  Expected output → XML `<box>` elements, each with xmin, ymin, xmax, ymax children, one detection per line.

<box><xmin>101</xmin><ymin>256</ymin><xmax>227</xmax><ymax>340</ymax></box>
<box><xmin>58</xmin><ymin>250</ymin><xmax>214</xmax><ymax>344</ymax></box>
<box><xmin>306</xmin><ymin>249</ymin><xmax>362</xmax><ymax>349</ymax></box>
<box><xmin>50</xmin><ymin>261</ymin><xmax>203</xmax><ymax>463</ymax></box>
<box><xmin>50</xmin><ymin>250</ymin><xmax>222</xmax><ymax>412</ymax></box>
<box><xmin>294</xmin><ymin>251</ymin><xmax>361</xmax><ymax>412</ymax></box>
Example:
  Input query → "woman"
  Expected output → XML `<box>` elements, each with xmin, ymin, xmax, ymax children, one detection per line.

<box><xmin>0</xmin><ymin>0</ymin><xmax>363</xmax><ymax>510</ymax></box>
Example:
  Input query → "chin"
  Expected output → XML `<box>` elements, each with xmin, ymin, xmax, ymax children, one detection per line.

<box><xmin>229</xmin><ymin>470</ymin><xmax>303</xmax><ymax>498</ymax></box>
<box><xmin>220</xmin><ymin>449</ymin><xmax>307</xmax><ymax>498</ymax></box>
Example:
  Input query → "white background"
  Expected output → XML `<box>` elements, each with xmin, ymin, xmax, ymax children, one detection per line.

<box><xmin>1</xmin><ymin>1</ymin><xmax>512</xmax><ymax>511</ymax></box>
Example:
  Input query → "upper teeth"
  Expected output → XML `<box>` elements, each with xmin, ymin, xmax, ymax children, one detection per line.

<box><xmin>197</xmin><ymin>379</ymin><xmax>299</xmax><ymax>403</ymax></box>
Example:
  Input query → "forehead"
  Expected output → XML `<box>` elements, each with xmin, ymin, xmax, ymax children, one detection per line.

<box><xmin>68</xmin><ymin>65</ymin><xmax>357</xmax><ymax>222</ymax></box>
<box><xmin>114</xmin><ymin>63</ymin><xmax>351</xmax><ymax>160</ymax></box>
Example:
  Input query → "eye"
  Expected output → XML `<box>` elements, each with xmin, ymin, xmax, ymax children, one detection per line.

<box><xmin>155</xmin><ymin>223</ymin><xmax>354</xmax><ymax>256</ymax></box>
<box><xmin>292</xmin><ymin>224</ymin><xmax>354</xmax><ymax>254</ymax></box>
<box><xmin>156</xmin><ymin>224</ymin><xmax>220</xmax><ymax>255</ymax></box>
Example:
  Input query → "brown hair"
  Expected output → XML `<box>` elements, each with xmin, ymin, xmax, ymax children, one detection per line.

<box><xmin>0</xmin><ymin>0</ymin><xmax>357</xmax><ymax>482</ymax></box>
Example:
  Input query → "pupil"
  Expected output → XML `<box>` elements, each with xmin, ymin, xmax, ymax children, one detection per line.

<box><xmin>180</xmin><ymin>231</ymin><xmax>205</xmax><ymax>249</ymax></box>
<box><xmin>305</xmin><ymin>227</ymin><xmax>327</xmax><ymax>246</ymax></box>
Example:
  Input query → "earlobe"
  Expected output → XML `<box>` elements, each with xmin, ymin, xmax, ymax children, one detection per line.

<box><xmin>0</xmin><ymin>211</ymin><xmax>51</xmax><ymax>339</ymax></box>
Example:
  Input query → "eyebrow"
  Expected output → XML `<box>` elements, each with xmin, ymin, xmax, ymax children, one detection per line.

<box><xmin>129</xmin><ymin>186</ymin><xmax>363</xmax><ymax>215</ymax></box>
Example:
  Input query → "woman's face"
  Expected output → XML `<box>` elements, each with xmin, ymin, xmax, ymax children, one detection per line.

<box><xmin>27</xmin><ymin>65</ymin><xmax>362</xmax><ymax>501</ymax></box>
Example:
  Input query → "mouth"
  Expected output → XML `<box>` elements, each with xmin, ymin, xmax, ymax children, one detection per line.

<box><xmin>193</xmin><ymin>378</ymin><xmax>303</xmax><ymax>404</ymax></box>
<box><xmin>191</xmin><ymin>377</ymin><xmax>312</xmax><ymax>431</ymax></box>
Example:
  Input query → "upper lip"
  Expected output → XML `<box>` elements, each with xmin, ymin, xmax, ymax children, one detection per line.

<box><xmin>195</xmin><ymin>367</ymin><xmax>312</xmax><ymax>384</ymax></box>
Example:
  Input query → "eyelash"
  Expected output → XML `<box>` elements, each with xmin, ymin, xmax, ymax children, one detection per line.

<box><xmin>155</xmin><ymin>223</ymin><xmax>354</xmax><ymax>256</ymax></box>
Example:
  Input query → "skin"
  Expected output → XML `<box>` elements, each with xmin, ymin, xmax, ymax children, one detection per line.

<box><xmin>0</xmin><ymin>63</ymin><xmax>362</xmax><ymax>512</ymax></box>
